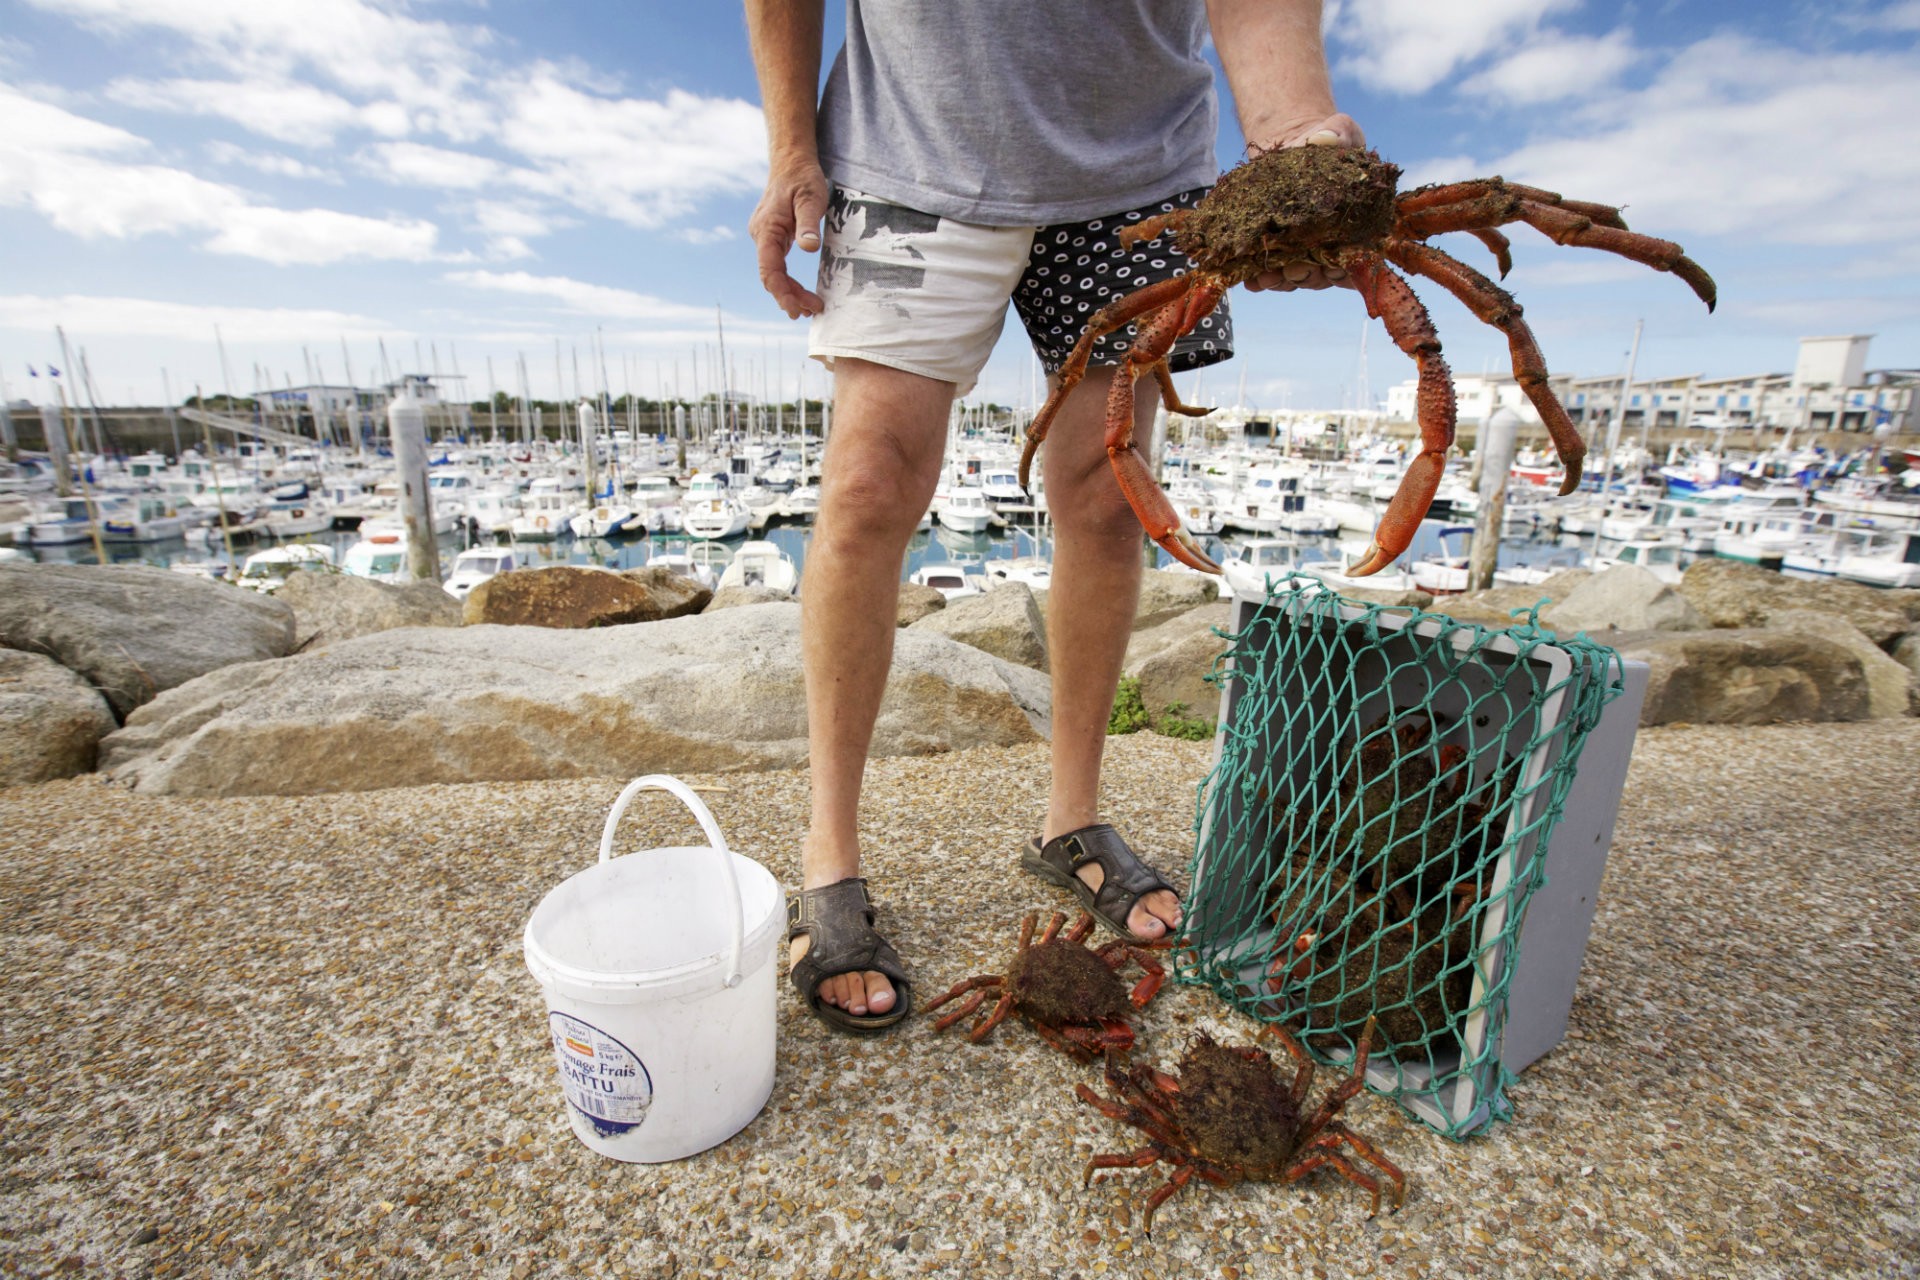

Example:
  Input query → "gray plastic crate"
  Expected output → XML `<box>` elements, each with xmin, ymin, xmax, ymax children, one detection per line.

<box><xmin>1191</xmin><ymin>590</ymin><xmax>1647</xmax><ymax>1134</ymax></box>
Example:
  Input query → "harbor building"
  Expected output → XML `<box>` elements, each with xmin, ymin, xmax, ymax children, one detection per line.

<box><xmin>1388</xmin><ymin>336</ymin><xmax>1917</xmax><ymax>439</ymax></box>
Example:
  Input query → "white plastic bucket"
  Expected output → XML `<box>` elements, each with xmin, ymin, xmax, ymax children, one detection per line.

<box><xmin>523</xmin><ymin>775</ymin><xmax>782</xmax><ymax>1163</ymax></box>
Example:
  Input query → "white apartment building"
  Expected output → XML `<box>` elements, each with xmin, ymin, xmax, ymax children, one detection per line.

<box><xmin>1386</xmin><ymin>336</ymin><xmax>1916</xmax><ymax>436</ymax></box>
<box><xmin>1382</xmin><ymin>370</ymin><xmax>1577</xmax><ymax>428</ymax></box>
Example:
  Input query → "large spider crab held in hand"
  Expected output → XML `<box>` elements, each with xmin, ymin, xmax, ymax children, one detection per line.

<box><xmin>1018</xmin><ymin>145</ymin><xmax>1717</xmax><ymax>576</ymax></box>
<box><xmin>922</xmin><ymin>910</ymin><xmax>1167</xmax><ymax>1063</ymax></box>
<box><xmin>1078</xmin><ymin>1017</ymin><xmax>1406</xmax><ymax>1228</ymax></box>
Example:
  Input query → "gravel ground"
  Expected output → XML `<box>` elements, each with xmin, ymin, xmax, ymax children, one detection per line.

<box><xmin>2</xmin><ymin>722</ymin><xmax>1917</xmax><ymax>1280</ymax></box>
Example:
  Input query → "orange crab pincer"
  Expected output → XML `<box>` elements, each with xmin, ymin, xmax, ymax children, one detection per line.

<box><xmin>1017</xmin><ymin>145</ymin><xmax>1717</xmax><ymax>576</ymax></box>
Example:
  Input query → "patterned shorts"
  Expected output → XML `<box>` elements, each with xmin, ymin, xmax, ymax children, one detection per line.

<box><xmin>809</xmin><ymin>185</ymin><xmax>1233</xmax><ymax>398</ymax></box>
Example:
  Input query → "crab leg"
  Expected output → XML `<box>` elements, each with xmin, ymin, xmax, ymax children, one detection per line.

<box><xmin>1295</xmin><ymin>1016</ymin><xmax>1377</xmax><ymax>1148</ymax></box>
<box><xmin>1037</xmin><ymin>911</ymin><xmax>1067</xmax><ymax>945</ymax></box>
<box><xmin>1094</xmin><ymin>940</ymin><xmax>1168</xmax><ymax>1007</ymax></box>
<box><xmin>1142</xmin><ymin>1165</ymin><xmax>1198</xmax><ymax>1231</ymax></box>
<box><xmin>1396</xmin><ymin>179</ymin><xmax>1627</xmax><ymax>229</ymax></box>
<box><xmin>1383</xmin><ymin>238</ymin><xmax>1586</xmax><ymax>494</ymax></box>
<box><xmin>1018</xmin><ymin>274</ymin><xmax>1198</xmax><ymax>487</ymax></box>
<box><xmin>1314</xmin><ymin>1121</ymin><xmax>1409</xmax><ymax>1209</ymax></box>
<box><xmin>1401</xmin><ymin>191</ymin><xmax>1715</xmax><ymax>311</ymax></box>
<box><xmin>1339</xmin><ymin>253</ymin><xmax>1456</xmax><ymax>575</ymax></box>
<box><xmin>969</xmin><ymin>990</ymin><xmax>1018</xmax><ymax>1042</ymax></box>
<box><xmin>1097</xmin><ymin>283</ymin><xmax>1229</xmax><ymax>573</ymax></box>
<box><xmin>1515</xmin><ymin>201</ymin><xmax>1717</xmax><ymax>310</ymax></box>
<box><xmin>925</xmin><ymin>980</ymin><xmax>997</xmax><ymax>1030</ymax></box>
<box><xmin>1084</xmin><ymin>1147</ymin><xmax>1161</xmax><ymax>1184</ymax></box>
<box><xmin>1260</xmin><ymin>1023</ymin><xmax>1319</xmax><ymax>1110</ymax></box>
<box><xmin>1283</xmin><ymin>1150</ymin><xmax>1386</xmax><ymax>1217</ymax></box>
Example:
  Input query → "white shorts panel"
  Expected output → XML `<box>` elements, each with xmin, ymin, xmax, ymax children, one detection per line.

<box><xmin>807</xmin><ymin>187</ymin><xmax>1035</xmax><ymax>398</ymax></box>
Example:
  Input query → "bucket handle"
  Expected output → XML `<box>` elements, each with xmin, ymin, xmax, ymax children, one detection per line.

<box><xmin>598</xmin><ymin>775</ymin><xmax>747</xmax><ymax>989</ymax></box>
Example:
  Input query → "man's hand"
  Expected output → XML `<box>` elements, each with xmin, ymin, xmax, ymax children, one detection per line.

<box><xmin>1245</xmin><ymin>111</ymin><xmax>1368</xmax><ymax>295</ymax></box>
<box><xmin>749</xmin><ymin>159</ymin><xmax>830</xmax><ymax>319</ymax></box>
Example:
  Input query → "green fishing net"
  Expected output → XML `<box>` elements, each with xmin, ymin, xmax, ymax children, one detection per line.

<box><xmin>1176</xmin><ymin>582</ymin><xmax>1625</xmax><ymax>1140</ymax></box>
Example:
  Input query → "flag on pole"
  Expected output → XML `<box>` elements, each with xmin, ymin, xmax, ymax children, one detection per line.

<box><xmin>47</xmin><ymin>365</ymin><xmax>60</xmax><ymax>377</ymax></box>
<box><xmin>26</xmin><ymin>364</ymin><xmax>36</xmax><ymax>377</ymax></box>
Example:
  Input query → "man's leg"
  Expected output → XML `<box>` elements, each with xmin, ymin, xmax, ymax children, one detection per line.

<box><xmin>1038</xmin><ymin>370</ymin><xmax>1182</xmax><ymax>940</ymax></box>
<box><xmin>793</xmin><ymin>357</ymin><xmax>954</xmax><ymax>1015</ymax></box>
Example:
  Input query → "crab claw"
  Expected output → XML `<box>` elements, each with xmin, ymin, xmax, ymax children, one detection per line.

<box><xmin>1347</xmin><ymin>448</ymin><xmax>1449</xmax><ymax>576</ymax></box>
<box><xmin>1110</xmin><ymin>442</ymin><xmax>1221</xmax><ymax>574</ymax></box>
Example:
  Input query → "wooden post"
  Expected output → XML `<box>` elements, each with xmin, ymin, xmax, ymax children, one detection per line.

<box><xmin>388</xmin><ymin>386</ymin><xmax>441</xmax><ymax>582</ymax></box>
<box><xmin>1468</xmin><ymin>407</ymin><xmax>1520</xmax><ymax>592</ymax></box>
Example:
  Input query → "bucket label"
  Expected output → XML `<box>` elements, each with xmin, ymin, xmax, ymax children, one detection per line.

<box><xmin>548</xmin><ymin>1012</ymin><xmax>653</xmax><ymax>1138</ymax></box>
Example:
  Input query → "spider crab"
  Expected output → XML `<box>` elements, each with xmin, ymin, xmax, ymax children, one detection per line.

<box><xmin>1018</xmin><ymin>145</ymin><xmax>1717</xmax><ymax>576</ymax></box>
<box><xmin>922</xmin><ymin>910</ymin><xmax>1166</xmax><ymax>1063</ymax></box>
<box><xmin>1077</xmin><ymin>1018</ymin><xmax>1406</xmax><ymax>1228</ymax></box>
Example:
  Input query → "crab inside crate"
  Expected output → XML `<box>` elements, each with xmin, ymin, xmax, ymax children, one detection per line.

<box><xmin>1180</xmin><ymin>584</ymin><xmax>1642</xmax><ymax>1140</ymax></box>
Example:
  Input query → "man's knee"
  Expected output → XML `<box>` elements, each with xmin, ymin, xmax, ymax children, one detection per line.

<box><xmin>819</xmin><ymin>460</ymin><xmax>931</xmax><ymax>541</ymax></box>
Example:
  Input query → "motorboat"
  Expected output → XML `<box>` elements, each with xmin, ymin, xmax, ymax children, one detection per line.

<box><xmin>776</xmin><ymin>484</ymin><xmax>821</xmax><ymax>523</ymax></box>
<box><xmin>1491</xmin><ymin>549</ymin><xmax>1587</xmax><ymax>589</ymax></box>
<box><xmin>445</xmin><ymin>546</ymin><xmax>519</xmax><ymax>598</ymax></box>
<box><xmin>262</xmin><ymin>494</ymin><xmax>334</xmax><ymax>540</ymax></box>
<box><xmin>1409</xmin><ymin>526</ymin><xmax>1474</xmax><ymax>595</ymax></box>
<box><xmin>979</xmin><ymin>467</ymin><xmax>1028</xmax><ymax>508</ymax></box>
<box><xmin>908</xmin><ymin>562</ymin><xmax>983</xmax><ymax>600</ymax></box>
<box><xmin>716</xmin><ymin>540</ymin><xmax>800</xmax><ymax>594</ymax></box>
<box><xmin>100</xmin><ymin>496</ymin><xmax>197</xmax><ymax>543</ymax></box>
<box><xmin>237</xmin><ymin>543</ymin><xmax>335</xmax><ymax>593</ymax></box>
<box><xmin>1220</xmin><ymin>537</ymin><xmax>1316</xmax><ymax>602</ymax></box>
<box><xmin>570</xmin><ymin>502</ymin><xmax>638</xmax><ymax>540</ymax></box>
<box><xmin>936</xmin><ymin>487</ymin><xmax>995</xmax><ymax>534</ymax></box>
<box><xmin>341</xmin><ymin>525</ymin><xmax>410</xmax><ymax>583</ymax></box>
<box><xmin>1591</xmin><ymin>536</ymin><xmax>1686</xmax><ymax>583</ymax></box>
<box><xmin>683</xmin><ymin>540</ymin><xmax>737</xmax><ymax>588</ymax></box>
<box><xmin>511</xmin><ymin>477</ymin><xmax>580</xmax><ymax>541</ymax></box>
<box><xmin>1710</xmin><ymin>512</ymin><xmax>1804</xmax><ymax>567</ymax></box>
<box><xmin>1834</xmin><ymin>527</ymin><xmax>1920</xmax><ymax>589</ymax></box>
<box><xmin>679</xmin><ymin>473</ymin><xmax>752</xmax><ymax>539</ymax></box>
<box><xmin>1165</xmin><ymin>481</ymin><xmax>1224</xmax><ymax>537</ymax></box>
<box><xmin>983</xmin><ymin>556</ymin><xmax>1052</xmax><ymax>591</ymax></box>
<box><xmin>20</xmin><ymin>496</ymin><xmax>108</xmax><ymax>545</ymax></box>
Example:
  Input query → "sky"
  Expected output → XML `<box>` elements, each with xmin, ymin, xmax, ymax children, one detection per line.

<box><xmin>2</xmin><ymin>0</ymin><xmax>1918</xmax><ymax>414</ymax></box>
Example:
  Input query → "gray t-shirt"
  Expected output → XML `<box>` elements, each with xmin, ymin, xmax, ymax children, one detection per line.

<box><xmin>817</xmin><ymin>0</ymin><xmax>1220</xmax><ymax>227</ymax></box>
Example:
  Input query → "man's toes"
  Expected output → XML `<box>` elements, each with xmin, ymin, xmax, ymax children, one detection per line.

<box><xmin>820</xmin><ymin>973</ymin><xmax>855</xmax><ymax>1014</ymax></box>
<box><xmin>1130</xmin><ymin>890</ymin><xmax>1181</xmax><ymax>937</ymax></box>
<box><xmin>863</xmin><ymin>972</ymin><xmax>896</xmax><ymax>1015</ymax></box>
<box><xmin>1127</xmin><ymin>904</ymin><xmax>1168</xmax><ymax>939</ymax></box>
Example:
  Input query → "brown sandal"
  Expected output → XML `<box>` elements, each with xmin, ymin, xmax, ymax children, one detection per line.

<box><xmin>786</xmin><ymin>879</ymin><xmax>913</xmax><ymax>1035</ymax></box>
<box><xmin>1021</xmin><ymin>824</ymin><xmax>1180</xmax><ymax>944</ymax></box>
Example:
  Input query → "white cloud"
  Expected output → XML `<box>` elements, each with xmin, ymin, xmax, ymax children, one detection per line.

<box><xmin>0</xmin><ymin>83</ymin><xmax>441</xmax><ymax>263</ymax></box>
<box><xmin>106</xmin><ymin>76</ymin><xmax>374</xmax><ymax>146</ymax></box>
<box><xmin>25</xmin><ymin>0</ymin><xmax>494</xmax><ymax>140</ymax></box>
<box><xmin>29</xmin><ymin>1</ymin><xmax>776</xmax><ymax>246</ymax></box>
<box><xmin>494</xmin><ymin>72</ymin><xmax>767</xmax><ymax>229</ymax></box>
<box><xmin>1855</xmin><ymin>0</ymin><xmax>1920</xmax><ymax>31</ymax></box>
<box><xmin>673</xmin><ymin>226</ymin><xmax>739</xmax><ymax>245</ymax></box>
<box><xmin>1461</xmin><ymin>30</ymin><xmax>1637</xmax><ymax>105</ymax></box>
<box><xmin>207</xmin><ymin>206</ymin><xmax>439</xmax><ymax>266</ymax></box>
<box><xmin>360</xmin><ymin>141</ymin><xmax>510</xmax><ymax>190</ymax></box>
<box><xmin>446</xmin><ymin>270</ymin><xmax>720</xmax><ymax>322</ymax></box>
<box><xmin>0</xmin><ymin>293</ymin><xmax>397</xmax><ymax>341</ymax></box>
<box><xmin>471</xmin><ymin>202</ymin><xmax>564</xmax><ymax>240</ymax></box>
<box><xmin>1327</xmin><ymin>0</ymin><xmax>1580</xmax><ymax>94</ymax></box>
<box><xmin>205</xmin><ymin>140</ymin><xmax>339</xmax><ymax>183</ymax></box>
<box><xmin>1467</xmin><ymin>35</ymin><xmax>1920</xmax><ymax>247</ymax></box>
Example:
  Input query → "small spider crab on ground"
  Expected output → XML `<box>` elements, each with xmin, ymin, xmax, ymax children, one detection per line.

<box><xmin>1077</xmin><ymin>1017</ymin><xmax>1406</xmax><ymax>1228</ymax></box>
<box><xmin>922</xmin><ymin>910</ymin><xmax>1167</xmax><ymax>1063</ymax></box>
<box><xmin>1018</xmin><ymin>145</ymin><xmax>1717</xmax><ymax>576</ymax></box>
